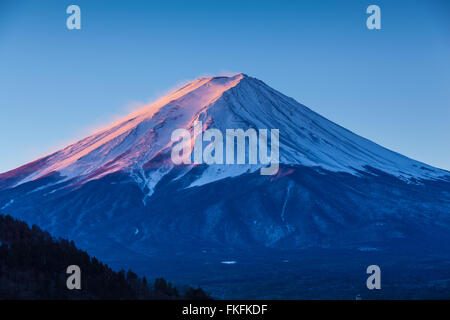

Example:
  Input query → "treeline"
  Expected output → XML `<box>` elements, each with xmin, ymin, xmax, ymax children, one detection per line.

<box><xmin>0</xmin><ymin>214</ymin><xmax>210</xmax><ymax>300</ymax></box>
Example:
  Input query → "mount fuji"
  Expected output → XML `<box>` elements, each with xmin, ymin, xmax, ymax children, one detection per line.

<box><xmin>1</xmin><ymin>74</ymin><xmax>449</xmax><ymax>298</ymax></box>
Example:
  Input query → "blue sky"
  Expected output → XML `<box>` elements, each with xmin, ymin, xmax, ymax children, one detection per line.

<box><xmin>0</xmin><ymin>0</ymin><xmax>449</xmax><ymax>172</ymax></box>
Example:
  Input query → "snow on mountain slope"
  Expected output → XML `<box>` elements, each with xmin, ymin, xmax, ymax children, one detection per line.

<box><xmin>197</xmin><ymin>75</ymin><xmax>448</xmax><ymax>181</ymax></box>
<box><xmin>1</xmin><ymin>73</ymin><xmax>448</xmax><ymax>191</ymax></box>
<box><xmin>3</xmin><ymin>75</ymin><xmax>244</xmax><ymax>187</ymax></box>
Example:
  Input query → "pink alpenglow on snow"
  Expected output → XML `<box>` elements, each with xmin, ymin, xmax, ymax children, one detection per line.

<box><xmin>0</xmin><ymin>73</ymin><xmax>448</xmax><ymax>193</ymax></box>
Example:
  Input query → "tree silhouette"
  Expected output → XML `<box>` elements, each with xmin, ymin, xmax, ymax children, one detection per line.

<box><xmin>0</xmin><ymin>214</ymin><xmax>210</xmax><ymax>300</ymax></box>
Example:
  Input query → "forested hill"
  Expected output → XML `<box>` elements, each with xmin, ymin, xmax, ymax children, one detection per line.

<box><xmin>0</xmin><ymin>214</ymin><xmax>209</xmax><ymax>299</ymax></box>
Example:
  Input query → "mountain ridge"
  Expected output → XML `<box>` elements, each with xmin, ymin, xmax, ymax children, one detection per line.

<box><xmin>0</xmin><ymin>73</ymin><xmax>448</xmax><ymax>192</ymax></box>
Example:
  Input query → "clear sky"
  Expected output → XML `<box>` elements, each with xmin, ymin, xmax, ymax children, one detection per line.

<box><xmin>0</xmin><ymin>0</ymin><xmax>449</xmax><ymax>173</ymax></box>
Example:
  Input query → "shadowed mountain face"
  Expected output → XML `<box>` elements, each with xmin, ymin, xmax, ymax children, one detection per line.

<box><xmin>1</xmin><ymin>74</ymin><xmax>449</xmax><ymax>298</ymax></box>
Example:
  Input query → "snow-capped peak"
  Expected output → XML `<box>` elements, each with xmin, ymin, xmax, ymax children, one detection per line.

<box><xmin>1</xmin><ymin>73</ymin><xmax>448</xmax><ymax>190</ymax></box>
